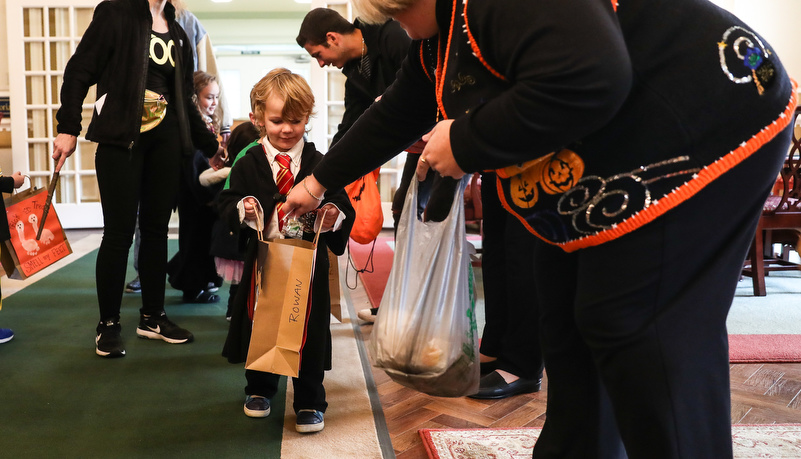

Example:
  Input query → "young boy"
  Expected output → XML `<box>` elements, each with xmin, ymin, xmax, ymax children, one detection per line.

<box><xmin>0</xmin><ymin>169</ymin><xmax>26</xmax><ymax>343</ymax></box>
<box><xmin>219</xmin><ymin>68</ymin><xmax>354</xmax><ymax>433</ymax></box>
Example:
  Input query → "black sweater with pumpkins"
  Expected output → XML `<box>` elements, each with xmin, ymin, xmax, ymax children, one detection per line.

<box><xmin>313</xmin><ymin>0</ymin><xmax>796</xmax><ymax>250</ymax></box>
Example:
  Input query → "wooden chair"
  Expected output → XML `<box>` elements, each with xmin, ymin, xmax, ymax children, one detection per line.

<box><xmin>742</xmin><ymin>106</ymin><xmax>801</xmax><ymax>296</ymax></box>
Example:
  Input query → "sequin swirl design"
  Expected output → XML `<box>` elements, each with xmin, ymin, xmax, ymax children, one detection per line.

<box><xmin>556</xmin><ymin>157</ymin><xmax>701</xmax><ymax>235</ymax></box>
<box><xmin>718</xmin><ymin>26</ymin><xmax>776</xmax><ymax>95</ymax></box>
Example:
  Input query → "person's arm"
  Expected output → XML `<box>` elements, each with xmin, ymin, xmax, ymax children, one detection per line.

<box><xmin>0</xmin><ymin>176</ymin><xmax>14</xmax><ymax>194</ymax></box>
<box><xmin>318</xmin><ymin>188</ymin><xmax>355</xmax><ymax>256</ymax></box>
<box><xmin>178</xmin><ymin>27</ymin><xmax>220</xmax><ymax>163</ymax></box>
<box><xmin>217</xmin><ymin>155</ymin><xmax>258</xmax><ymax>240</ymax></box>
<box><xmin>284</xmin><ymin>43</ymin><xmax>437</xmax><ymax>217</ymax></box>
<box><xmin>447</xmin><ymin>0</ymin><xmax>632</xmax><ymax>173</ymax></box>
<box><xmin>316</xmin><ymin>46</ymin><xmax>438</xmax><ymax>190</ymax></box>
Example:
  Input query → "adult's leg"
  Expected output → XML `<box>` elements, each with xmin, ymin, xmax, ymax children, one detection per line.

<box><xmin>136</xmin><ymin>113</ymin><xmax>182</xmax><ymax>315</ymax></box>
<box><xmin>479</xmin><ymin>173</ymin><xmax>544</xmax><ymax>380</ymax></box>
<box><xmin>573</xmin><ymin>129</ymin><xmax>791</xmax><ymax>458</ymax></box>
<box><xmin>95</xmin><ymin>144</ymin><xmax>144</xmax><ymax>322</ymax></box>
<box><xmin>477</xmin><ymin>173</ymin><xmax>508</xmax><ymax>359</ymax></box>
<box><xmin>532</xmin><ymin>242</ymin><xmax>626</xmax><ymax>458</ymax></box>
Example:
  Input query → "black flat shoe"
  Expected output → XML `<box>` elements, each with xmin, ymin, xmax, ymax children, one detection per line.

<box><xmin>468</xmin><ymin>371</ymin><xmax>542</xmax><ymax>399</ymax></box>
<box><xmin>183</xmin><ymin>289</ymin><xmax>220</xmax><ymax>304</ymax></box>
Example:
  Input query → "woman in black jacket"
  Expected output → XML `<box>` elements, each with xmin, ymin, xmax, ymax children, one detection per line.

<box><xmin>52</xmin><ymin>0</ymin><xmax>221</xmax><ymax>358</ymax></box>
<box><xmin>285</xmin><ymin>0</ymin><xmax>795</xmax><ymax>456</ymax></box>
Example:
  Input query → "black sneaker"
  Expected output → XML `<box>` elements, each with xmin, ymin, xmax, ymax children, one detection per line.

<box><xmin>96</xmin><ymin>320</ymin><xmax>126</xmax><ymax>358</ymax></box>
<box><xmin>182</xmin><ymin>289</ymin><xmax>220</xmax><ymax>304</ymax></box>
<box><xmin>125</xmin><ymin>276</ymin><xmax>141</xmax><ymax>293</ymax></box>
<box><xmin>136</xmin><ymin>312</ymin><xmax>194</xmax><ymax>344</ymax></box>
<box><xmin>295</xmin><ymin>409</ymin><xmax>324</xmax><ymax>433</ymax></box>
<box><xmin>243</xmin><ymin>396</ymin><xmax>271</xmax><ymax>418</ymax></box>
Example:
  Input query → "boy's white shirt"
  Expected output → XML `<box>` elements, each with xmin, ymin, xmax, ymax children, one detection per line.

<box><xmin>237</xmin><ymin>137</ymin><xmax>345</xmax><ymax>239</ymax></box>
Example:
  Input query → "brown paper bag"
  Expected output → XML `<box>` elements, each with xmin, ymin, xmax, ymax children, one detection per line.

<box><xmin>2</xmin><ymin>187</ymin><xmax>72</xmax><ymax>280</ymax></box>
<box><xmin>328</xmin><ymin>248</ymin><xmax>341</xmax><ymax>322</ymax></box>
<box><xmin>245</xmin><ymin>214</ymin><xmax>326</xmax><ymax>378</ymax></box>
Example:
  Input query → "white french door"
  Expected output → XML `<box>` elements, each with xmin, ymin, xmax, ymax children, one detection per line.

<box><xmin>6</xmin><ymin>0</ymin><xmax>103</xmax><ymax>228</ymax></box>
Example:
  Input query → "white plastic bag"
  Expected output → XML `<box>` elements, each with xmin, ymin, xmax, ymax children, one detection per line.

<box><xmin>369</xmin><ymin>176</ymin><xmax>479</xmax><ymax>397</ymax></box>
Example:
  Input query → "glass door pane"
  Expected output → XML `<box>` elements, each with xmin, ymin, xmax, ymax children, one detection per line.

<box><xmin>8</xmin><ymin>1</ymin><xmax>102</xmax><ymax>228</ymax></box>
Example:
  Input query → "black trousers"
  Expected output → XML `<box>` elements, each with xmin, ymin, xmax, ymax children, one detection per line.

<box><xmin>479</xmin><ymin>173</ymin><xmax>544</xmax><ymax>380</ymax></box>
<box><xmin>94</xmin><ymin>111</ymin><xmax>182</xmax><ymax>321</ymax></box>
<box><xmin>532</xmin><ymin>127</ymin><xmax>791</xmax><ymax>458</ymax></box>
<box><xmin>167</xmin><ymin>152</ymin><xmax>220</xmax><ymax>297</ymax></box>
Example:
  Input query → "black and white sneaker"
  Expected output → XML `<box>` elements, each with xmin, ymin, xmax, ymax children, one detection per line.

<box><xmin>243</xmin><ymin>395</ymin><xmax>271</xmax><ymax>418</ymax></box>
<box><xmin>125</xmin><ymin>276</ymin><xmax>141</xmax><ymax>293</ymax></box>
<box><xmin>96</xmin><ymin>320</ymin><xmax>126</xmax><ymax>358</ymax></box>
<box><xmin>136</xmin><ymin>312</ymin><xmax>194</xmax><ymax>344</ymax></box>
<box><xmin>295</xmin><ymin>409</ymin><xmax>324</xmax><ymax>433</ymax></box>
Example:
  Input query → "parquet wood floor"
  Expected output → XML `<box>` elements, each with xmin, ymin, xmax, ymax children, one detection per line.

<box><xmin>343</xmin><ymin>257</ymin><xmax>801</xmax><ymax>459</ymax></box>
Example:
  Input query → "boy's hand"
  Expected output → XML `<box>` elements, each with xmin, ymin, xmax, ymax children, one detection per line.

<box><xmin>242</xmin><ymin>197</ymin><xmax>259</xmax><ymax>221</ymax></box>
<box><xmin>316</xmin><ymin>204</ymin><xmax>340</xmax><ymax>231</ymax></box>
<box><xmin>11</xmin><ymin>171</ymin><xmax>25</xmax><ymax>189</ymax></box>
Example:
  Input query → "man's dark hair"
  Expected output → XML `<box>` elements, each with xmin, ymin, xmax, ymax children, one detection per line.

<box><xmin>296</xmin><ymin>8</ymin><xmax>357</xmax><ymax>47</ymax></box>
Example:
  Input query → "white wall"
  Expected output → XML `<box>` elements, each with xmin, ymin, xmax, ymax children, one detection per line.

<box><xmin>709</xmin><ymin>0</ymin><xmax>801</xmax><ymax>81</ymax></box>
<box><xmin>215</xmin><ymin>53</ymin><xmax>311</xmax><ymax>120</ymax></box>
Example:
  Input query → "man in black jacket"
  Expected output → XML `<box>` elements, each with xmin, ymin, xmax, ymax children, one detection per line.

<box><xmin>297</xmin><ymin>8</ymin><xmax>410</xmax><ymax>146</ymax></box>
<box><xmin>297</xmin><ymin>8</ymin><xmax>417</xmax><ymax>323</ymax></box>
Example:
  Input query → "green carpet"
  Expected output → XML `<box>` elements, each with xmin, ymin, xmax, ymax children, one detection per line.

<box><xmin>0</xmin><ymin>243</ymin><xmax>287</xmax><ymax>458</ymax></box>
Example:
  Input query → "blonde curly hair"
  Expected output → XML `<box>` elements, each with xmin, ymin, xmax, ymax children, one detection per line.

<box><xmin>250</xmin><ymin>68</ymin><xmax>315</xmax><ymax>137</ymax></box>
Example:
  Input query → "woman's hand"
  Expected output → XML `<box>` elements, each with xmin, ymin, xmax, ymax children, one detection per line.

<box><xmin>284</xmin><ymin>175</ymin><xmax>327</xmax><ymax>218</ymax></box>
<box><xmin>52</xmin><ymin>133</ymin><xmax>77</xmax><ymax>173</ymax></box>
<box><xmin>316</xmin><ymin>203</ymin><xmax>340</xmax><ymax>231</ymax></box>
<box><xmin>415</xmin><ymin>119</ymin><xmax>465</xmax><ymax>181</ymax></box>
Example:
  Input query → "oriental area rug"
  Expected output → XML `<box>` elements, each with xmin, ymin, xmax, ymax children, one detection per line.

<box><xmin>0</xmin><ymin>232</ymin><xmax>388</xmax><ymax>458</ymax></box>
<box><xmin>420</xmin><ymin>425</ymin><xmax>801</xmax><ymax>459</ymax></box>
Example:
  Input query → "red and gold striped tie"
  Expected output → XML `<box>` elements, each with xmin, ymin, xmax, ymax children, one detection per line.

<box><xmin>275</xmin><ymin>153</ymin><xmax>294</xmax><ymax>231</ymax></box>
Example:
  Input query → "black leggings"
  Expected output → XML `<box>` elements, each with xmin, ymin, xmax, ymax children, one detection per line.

<box><xmin>94</xmin><ymin>112</ymin><xmax>182</xmax><ymax>321</ymax></box>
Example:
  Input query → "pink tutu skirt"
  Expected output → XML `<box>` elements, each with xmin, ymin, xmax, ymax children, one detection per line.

<box><xmin>215</xmin><ymin>257</ymin><xmax>244</xmax><ymax>284</ymax></box>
